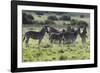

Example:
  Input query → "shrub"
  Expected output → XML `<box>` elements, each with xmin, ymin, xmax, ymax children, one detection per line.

<box><xmin>70</xmin><ymin>19</ymin><xmax>78</xmax><ymax>26</ymax></box>
<box><xmin>45</xmin><ymin>20</ymin><xmax>55</xmax><ymax>25</ymax></box>
<box><xmin>59</xmin><ymin>15</ymin><xmax>71</xmax><ymax>21</ymax></box>
<box><xmin>22</xmin><ymin>13</ymin><xmax>34</xmax><ymax>24</ymax></box>
<box><xmin>32</xmin><ymin>21</ymin><xmax>45</xmax><ymax>25</ymax></box>
<box><xmin>48</xmin><ymin>16</ymin><xmax>58</xmax><ymax>20</ymax></box>
<box><xmin>35</xmin><ymin>12</ymin><xmax>44</xmax><ymax>15</ymax></box>
<box><xmin>80</xmin><ymin>15</ymin><xmax>85</xmax><ymax>18</ymax></box>
<box><xmin>77</xmin><ymin>20</ymin><xmax>88</xmax><ymax>28</ymax></box>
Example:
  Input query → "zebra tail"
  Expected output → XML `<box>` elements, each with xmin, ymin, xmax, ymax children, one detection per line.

<box><xmin>23</xmin><ymin>35</ymin><xmax>25</xmax><ymax>42</ymax></box>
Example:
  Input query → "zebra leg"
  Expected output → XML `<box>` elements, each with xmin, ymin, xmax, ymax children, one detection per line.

<box><xmin>63</xmin><ymin>38</ymin><xmax>65</xmax><ymax>45</ymax></box>
<box><xmin>38</xmin><ymin>39</ymin><xmax>42</xmax><ymax>45</ymax></box>
<box><xmin>50</xmin><ymin>39</ymin><xmax>53</xmax><ymax>43</ymax></box>
<box><xmin>25</xmin><ymin>37</ymin><xmax>30</xmax><ymax>47</ymax></box>
<box><xmin>82</xmin><ymin>37</ymin><xmax>86</xmax><ymax>46</ymax></box>
<box><xmin>59</xmin><ymin>39</ymin><xmax>61</xmax><ymax>45</ymax></box>
<box><xmin>71</xmin><ymin>39</ymin><xmax>75</xmax><ymax>47</ymax></box>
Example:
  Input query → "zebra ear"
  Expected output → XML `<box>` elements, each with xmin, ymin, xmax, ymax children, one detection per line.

<box><xmin>80</xmin><ymin>28</ymin><xmax>83</xmax><ymax>33</ymax></box>
<box><xmin>74</xmin><ymin>27</ymin><xmax>77</xmax><ymax>31</ymax></box>
<box><xmin>47</xmin><ymin>27</ymin><xmax>50</xmax><ymax>32</ymax></box>
<box><xmin>62</xmin><ymin>29</ymin><xmax>65</xmax><ymax>32</ymax></box>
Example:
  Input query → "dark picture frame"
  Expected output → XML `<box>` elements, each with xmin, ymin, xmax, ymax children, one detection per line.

<box><xmin>11</xmin><ymin>0</ymin><xmax>97</xmax><ymax>72</ymax></box>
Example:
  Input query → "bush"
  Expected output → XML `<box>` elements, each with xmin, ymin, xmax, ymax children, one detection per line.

<box><xmin>80</xmin><ymin>15</ymin><xmax>85</xmax><ymax>18</ymax></box>
<box><xmin>27</xmin><ymin>14</ymin><xmax>34</xmax><ymax>20</ymax></box>
<box><xmin>38</xmin><ymin>21</ymin><xmax>45</xmax><ymax>25</ymax></box>
<box><xmin>77</xmin><ymin>21</ymin><xmax>88</xmax><ymax>28</ymax></box>
<box><xmin>48</xmin><ymin>16</ymin><xmax>58</xmax><ymax>20</ymax></box>
<box><xmin>31</xmin><ymin>21</ymin><xmax>45</xmax><ymax>25</ymax></box>
<box><xmin>70</xmin><ymin>19</ymin><xmax>88</xmax><ymax>28</ymax></box>
<box><xmin>35</xmin><ymin>12</ymin><xmax>44</xmax><ymax>15</ymax></box>
<box><xmin>45</xmin><ymin>20</ymin><xmax>55</xmax><ymax>25</ymax></box>
<box><xmin>32</xmin><ymin>20</ymin><xmax>39</xmax><ymax>24</ymax></box>
<box><xmin>22</xmin><ymin>13</ymin><xmax>34</xmax><ymax>24</ymax></box>
<box><xmin>70</xmin><ymin>19</ymin><xmax>78</xmax><ymax>26</ymax></box>
<box><xmin>59</xmin><ymin>15</ymin><xmax>71</xmax><ymax>21</ymax></box>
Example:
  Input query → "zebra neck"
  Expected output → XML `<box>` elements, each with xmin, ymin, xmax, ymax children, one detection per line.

<box><xmin>40</xmin><ymin>31</ymin><xmax>45</xmax><ymax>36</ymax></box>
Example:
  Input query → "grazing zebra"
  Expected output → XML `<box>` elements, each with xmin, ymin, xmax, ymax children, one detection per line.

<box><xmin>23</xmin><ymin>26</ymin><xmax>48</xmax><ymax>47</ymax></box>
<box><xmin>45</xmin><ymin>25</ymin><xmax>64</xmax><ymax>44</ymax></box>
<box><xmin>63</xmin><ymin>27</ymin><xmax>80</xmax><ymax>44</ymax></box>
<box><xmin>49</xmin><ymin>29</ymin><xmax>65</xmax><ymax>44</ymax></box>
